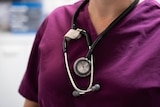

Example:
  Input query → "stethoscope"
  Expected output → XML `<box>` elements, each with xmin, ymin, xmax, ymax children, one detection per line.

<box><xmin>63</xmin><ymin>0</ymin><xmax>139</xmax><ymax>97</ymax></box>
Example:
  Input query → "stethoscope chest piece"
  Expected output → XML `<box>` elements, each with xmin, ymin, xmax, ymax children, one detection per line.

<box><xmin>73</xmin><ymin>57</ymin><xmax>91</xmax><ymax>77</ymax></box>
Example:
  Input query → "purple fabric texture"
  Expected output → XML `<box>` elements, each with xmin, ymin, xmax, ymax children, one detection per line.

<box><xmin>19</xmin><ymin>0</ymin><xmax>160</xmax><ymax>107</ymax></box>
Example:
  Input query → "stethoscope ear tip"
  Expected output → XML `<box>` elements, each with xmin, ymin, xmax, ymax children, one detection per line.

<box><xmin>91</xmin><ymin>84</ymin><xmax>100</xmax><ymax>92</ymax></box>
<box><xmin>72</xmin><ymin>90</ymin><xmax>80</xmax><ymax>97</ymax></box>
<box><xmin>72</xmin><ymin>84</ymin><xmax>101</xmax><ymax>97</ymax></box>
<box><xmin>64</xmin><ymin>29</ymin><xmax>82</xmax><ymax>41</ymax></box>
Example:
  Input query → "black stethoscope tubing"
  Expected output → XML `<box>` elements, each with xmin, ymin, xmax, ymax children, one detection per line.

<box><xmin>71</xmin><ymin>0</ymin><xmax>139</xmax><ymax>59</ymax></box>
<box><xmin>63</xmin><ymin>0</ymin><xmax>139</xmax><ymax>96</ymax></box>
<box><xmin>72</xmin><ymin>0</ymin><xmax>89</xmax><ymax>30</ymax></box>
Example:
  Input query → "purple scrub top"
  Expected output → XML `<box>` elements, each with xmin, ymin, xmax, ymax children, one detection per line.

<box><xmin>19</xmin><ymin>0</ymin><xmax>160</xmax><ymax>107</ymax></box>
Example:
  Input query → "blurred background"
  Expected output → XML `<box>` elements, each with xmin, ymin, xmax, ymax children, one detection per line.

<box><xmin>0</xmin><ymin>0</ymin><xmax>74</xmax><ymax>107</ymax></box>
<box><xmin>0</xmin><ymin>0</ymin><xmax>160</xmax><ymax>107</ymax></box>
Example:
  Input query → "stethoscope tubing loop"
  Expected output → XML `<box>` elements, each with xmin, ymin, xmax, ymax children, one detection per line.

<box><xmin>64</xmin><ymin>52</ymin><xmax>94</xmax><ymax>93</ymax></box>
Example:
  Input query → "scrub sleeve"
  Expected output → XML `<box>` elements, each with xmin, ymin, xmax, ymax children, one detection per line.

<box><xmin>18</xmin><ymin>18</ymin><xmax>48</xmax><ymax>102</ymax></box>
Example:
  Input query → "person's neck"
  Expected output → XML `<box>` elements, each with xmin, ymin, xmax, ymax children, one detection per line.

<box><xmin>88</xmin><ymin>0</ymin><xmax>136</xmax><ymax>20</ymax></box>
<box><xmin>88</xmin><ymin>0</ymin><xmax>142</xmax><ymax>34</ymax></box>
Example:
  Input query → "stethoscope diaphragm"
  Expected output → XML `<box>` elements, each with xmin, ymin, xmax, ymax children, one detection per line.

<box><xmin>73</xmin><ymin>57</ymin><xmax>91</xmax><ymax>77</ymax></box>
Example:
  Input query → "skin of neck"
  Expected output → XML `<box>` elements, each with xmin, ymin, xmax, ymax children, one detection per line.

<box><xmin>87</xmin><ymin>0</ymin><xmax>143</xmax><ymax>34</ymax></box>
<box><xmin>88</xmin><ymin>0</ymin><xmax>135</xmax><ymax>19</ymax></box>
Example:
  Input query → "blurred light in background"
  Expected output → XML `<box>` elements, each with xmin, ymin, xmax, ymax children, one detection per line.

<box><xmin>0</xmin><ymin>0</ymin><xmax>75</xmax><ymax>33</ymax></box>
<box><xmin>0</xmin><ymin>0</ymin><xmax>75</xmax><ymax>107</ymax></box>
